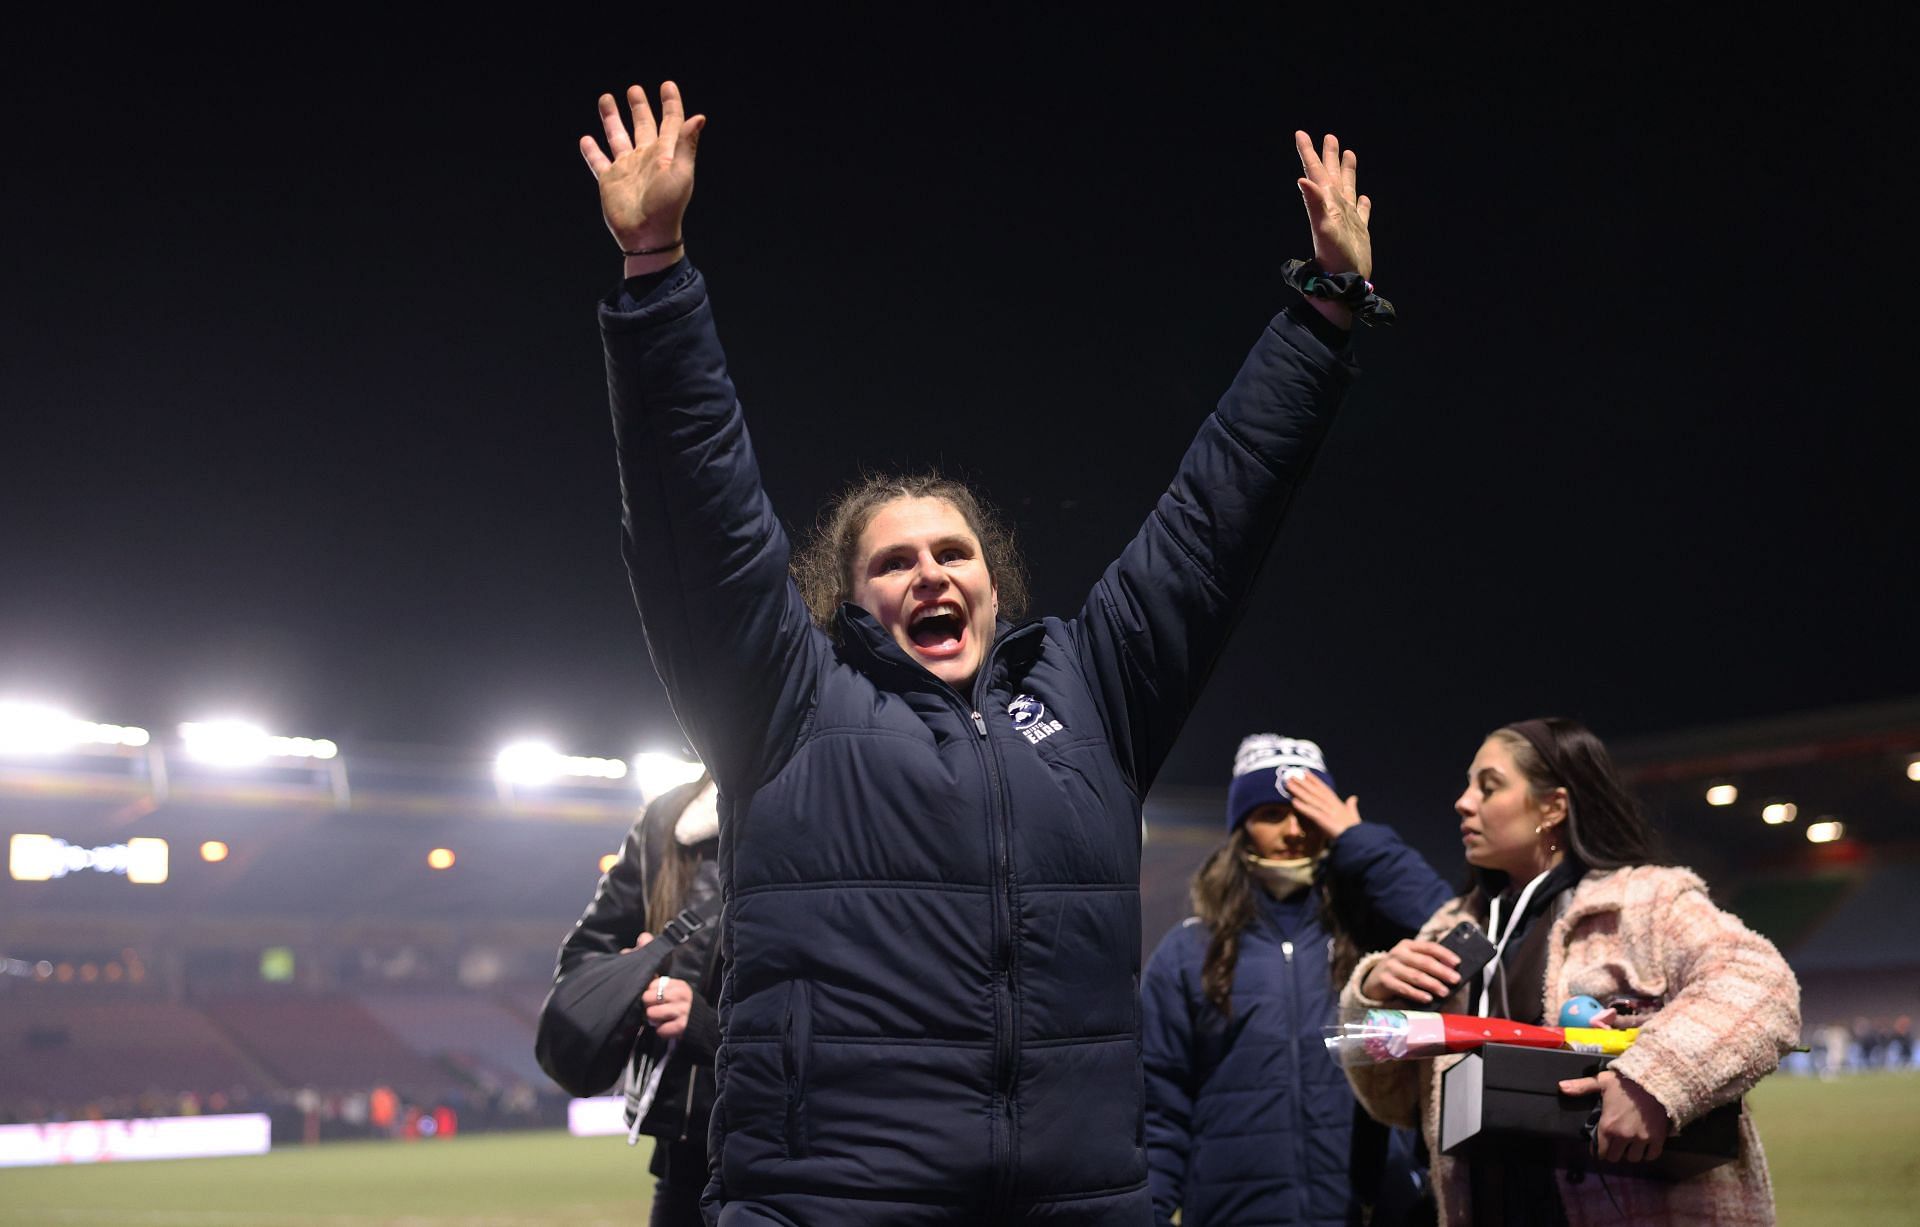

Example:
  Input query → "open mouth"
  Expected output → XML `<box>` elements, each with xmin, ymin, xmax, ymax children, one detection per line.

<box><xmin>907</xmin><ymin>602</ymin><xmax>966</xmax><ymax>658</ymax></box>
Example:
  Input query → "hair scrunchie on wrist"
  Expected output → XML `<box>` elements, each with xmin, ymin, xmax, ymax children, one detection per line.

<box><xmin>1282</xmin><ymin>258</ymin><xmax>1396</xmax><ymax>327</ymax></box>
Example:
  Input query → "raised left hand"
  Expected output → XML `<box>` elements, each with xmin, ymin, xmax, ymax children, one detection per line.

<box><xmin>1294</xmin><ymin>131</ymin><xmax>1373</xmax><ymax>281</ymax></box>
<box><xmin>1558</xmin><ymin>1069</ymin><xmax>1671</xmax><ymax>1163</ymax></box>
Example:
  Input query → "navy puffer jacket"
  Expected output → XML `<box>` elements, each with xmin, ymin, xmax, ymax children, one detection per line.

<box><xmin>602</xmin><ymin>260</ymin><xmax>1355</xmax><ymax>1225</ymax></box>
<box><xmin>1141</xmin><ymin>824</ymin><xmax>1451</xmax><ymax>1226</ymax></box>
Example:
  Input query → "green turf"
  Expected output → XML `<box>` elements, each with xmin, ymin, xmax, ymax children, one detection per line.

<box><xmin>0</xmin><ymin>1130</ymin><xmax>655</xmax><ymax>1226</ymax></box>
<box><xmin>4</xmin><ymin>1074</ymin><xmax>1915</xmax><ymax>1224</ymax></box>
<box><xmin>1751</xmin><ymin>1070</ymin><xmax>1920</xmax><ymax>1226</ymax></box>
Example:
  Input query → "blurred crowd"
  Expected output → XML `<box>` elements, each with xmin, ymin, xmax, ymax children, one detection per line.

<box><xmin>1785</xmin><ymin>1015</ymin><xmax>1916</xmax><ymax>1077</ymax></box>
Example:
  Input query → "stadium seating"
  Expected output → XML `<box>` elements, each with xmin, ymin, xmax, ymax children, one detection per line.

<box><xmin>356</xmin><ymin>991</ymin><xmax>549</xmax><ymax>1089</ymax></box>
<box><xmin>3</xmin><ymin>996</ymin><xmax>266</xmax><ymax>1107</ymax></box>
<box><xmin>1787</xmin><ymin>864</ymin><xmax>1920</xmax><ymax>973</ymax></box>
<box><xmin>199</xmin><ymin>994</ymin><xmax>460</xmax><ymax>1100</ymax></box>
<box><xmin>1722</xmin><ymin>873</ymin><xmax>1856</xmax><ymax>953</ymax></box>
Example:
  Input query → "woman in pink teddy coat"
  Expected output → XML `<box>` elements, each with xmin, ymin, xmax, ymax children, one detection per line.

<box><xmin>1342</xmin><ymin>717</ymin><xmax>1800</xmax><ymax>1226</ymax></box>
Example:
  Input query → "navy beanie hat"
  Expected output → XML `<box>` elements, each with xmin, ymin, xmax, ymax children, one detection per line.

<box><xmin>1227</xmin><ymin>734</ymin><xmax>1336</xmax><ymax>831</ymax></box>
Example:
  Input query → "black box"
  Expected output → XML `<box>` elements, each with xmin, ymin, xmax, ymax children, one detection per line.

<box><xmin>1439</xmin><ymin>1043</ymin><xmax>1742</xmax><ymax>1180</ymax></box>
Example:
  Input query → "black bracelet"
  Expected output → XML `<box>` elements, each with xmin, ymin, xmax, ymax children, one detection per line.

<box><xmin>621</xmin><ymin>239</ymin><xmax>685</xmax><ymax>257</ymax></box>
<box><xmin>1282</xmin><ymin>258</ymin><xmax>1396</xmax><ymax>327</ymax></box>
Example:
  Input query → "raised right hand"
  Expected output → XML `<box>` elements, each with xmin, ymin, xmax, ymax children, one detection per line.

<box><xmin>580</xmin><ymin>82</ymin><xmax>707</xmax><ymax>272</ymax></box>
<box><xmin>1361</xmin><ymin>938</ymin><xmax>1461</xmax><ymax>1005</ymax></box>
<box><xmin>1286</xmin><ymin>771</ymin><xmax>1362</xmax><ymax>841</ymax></box>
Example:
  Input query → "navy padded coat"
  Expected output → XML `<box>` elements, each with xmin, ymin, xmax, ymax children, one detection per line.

<box><xmin>601</xmin><ymin>260</ymin><xmax>1356</xmax><ymax>1225</ymax></box>
<box><xmin>1141</xmin><ymin>824</ymin><xmax>1451</xmax><ymax>1226</ymax></box>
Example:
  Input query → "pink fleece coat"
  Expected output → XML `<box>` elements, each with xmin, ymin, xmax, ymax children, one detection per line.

<box><xmin>1341</xmin><ymin>865</ymin><xmax>1800</xmax><ymax>1226</ymax></box>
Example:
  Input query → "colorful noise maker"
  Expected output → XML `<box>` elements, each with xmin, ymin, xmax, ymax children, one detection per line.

<box><xmin>1558</xmin><ymin>995</ymin><xmax>1606</xmax><ymax>1027</ymax></box>
<box><xmin>1324</xmin><ymin>1009</ymin><xmax>1639</xmax><ymax>1066</ymax></box>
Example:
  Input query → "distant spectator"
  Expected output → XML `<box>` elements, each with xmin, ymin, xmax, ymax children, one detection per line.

<box><xmin>369</xmin><ymin>1084</ymin><xmax>398</xmax><ymax>1134</ymax></box>
<box><xmin>1821</xmin><ymin>1022</ymin><xmax>1851</xmax><ymax>1077</ymax></box>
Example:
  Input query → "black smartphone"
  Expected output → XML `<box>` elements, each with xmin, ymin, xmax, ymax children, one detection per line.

<box><xmin>1438</xmin><ymin>920</ymin><xmax>1497</xmax><ymax>986</ymax></box>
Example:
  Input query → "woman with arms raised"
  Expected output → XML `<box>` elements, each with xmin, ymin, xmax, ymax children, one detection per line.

<box><xmin>582</xmin><ymin>80</ymin><xmax>1384</xmax><ymax>1225</ymax></box>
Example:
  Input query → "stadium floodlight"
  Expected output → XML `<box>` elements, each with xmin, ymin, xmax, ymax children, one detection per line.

<box><xmin>200</xmin><ymin>840</ymin><xmax>230</xmax><ymax>863</ymax></box>
<box><xmin>180</xmin><ymin>721</ymin><xmax>338</xmax><ymax>765</ymax></box>
<box><xmin>1908</xmin><ymin>759</ymin><xmax>1920</xmax><ymax>782</ymax></box>
<box><xmin>8</xmin><ymin>834</ymin><xmax>57</xmax><ymax>881</ymax></box>
<box><xmin>1704</xmin><ymin>783</ymin><xmax>1738</xmax><ymax>807</ymax></box>
<box><xmin>1761</xmin><ymin>802</ymin><xmax>1798</xmax><ymax>825</ymax></box>
<box><xmin>9</xmin><ymin>834</ymin><xmax>168</xmax><ymax>884</ymax></box>
<box><xmin>266</xmin><ymin>735</ymin><xmax>338</xmax><ymax>760</ymax></box>
<box><xmin>179</xmin><ymin>720</ymin><xmax>270</xmax><ymax>765</ymax></box>
<box><xmin>632</xmin><ymin>751</ymin><xmax>705</xmax><ymax>802</ymax></box>
<box><xmin>0</xmin><ymin>700</ymin><xmax>150</xmax><ymax>755</ymax></box>
<box><xmin>564</xmin><ymin>755</ymin><xmax>628</xmax><ymax>780</ymax></box>
<box><xmin>1806</xmin><ymin>820</ymin><xmax>1844</xmax><ymax>844</ymax></box>
<box><xmin>427</xmin><ymin>847</ymin><xmax>456</xmax><ymax>870</ymax></box>
<box><xmin>599</xmin><ymin>852</ymin><xmax>620</xmax><ymax>874</ymax></box>
<box><xmin>125</xmin><ymin>839</ymin><xmax>168</xmax><ymax>884</ymax></box>
<box><xmin>496</xmin><ymin>741</ymin><xmax>630</xmax><ymax>787</ymax></box>
<box><xmin>496</xmin><ymin>741</ymin><xmax>564</xmax><ymax>786</ymax></box>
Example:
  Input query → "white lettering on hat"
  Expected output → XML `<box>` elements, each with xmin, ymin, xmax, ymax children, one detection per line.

<box><xmin>1233</xmin><ymin>734</ymin><xmax>1327</xmax><ymax>778</ymax></box>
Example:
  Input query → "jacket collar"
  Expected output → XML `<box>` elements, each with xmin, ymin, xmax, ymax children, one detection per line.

<box><xmin>1549</xmin><ymin>864</ymin><xmax>1707</xmax><ymax>933</ymax></box>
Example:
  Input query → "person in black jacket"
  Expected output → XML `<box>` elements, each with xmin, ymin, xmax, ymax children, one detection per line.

<box><xmin>579</xmin><ymin>81</ymin><xmax>1383</xmax><ymax>1225</ymax></box>
<box><xmin>1141</xmin><ymin>736</ymin><xmax>1450</xmax><ymax>1227</ymax></box>
<box><xmin>547</xmin><ymin>773</ymin><xmax>722</xmax><ymax>1227</ymax></box>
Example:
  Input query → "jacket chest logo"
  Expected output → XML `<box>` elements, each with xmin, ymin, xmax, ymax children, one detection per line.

<box><xmin>1008</xmin><ymin>695</ymin><xmax>1064</xmax><ymax>745</ymax></box>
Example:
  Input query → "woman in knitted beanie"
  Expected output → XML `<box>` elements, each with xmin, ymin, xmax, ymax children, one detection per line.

<box><xmin>1141</xmin><ymin>735</ymin><xmax>1451</xmax><ymax>1227</ymax></box>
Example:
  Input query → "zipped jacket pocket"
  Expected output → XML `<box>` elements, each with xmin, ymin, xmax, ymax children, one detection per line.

<box><xmin>782</xmin><ymin>979</ymin><xmax>813</xmax><ymax>1157</ymax></box>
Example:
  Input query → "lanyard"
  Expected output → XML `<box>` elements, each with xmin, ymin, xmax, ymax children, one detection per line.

<box><xmin>1478</xmin><ymin>868</ymin><xmax>1552</xmax><ymax>1019</ymax></box>
<box><xmin>626</xmin><ymin>1038</ymin><xmax>676</xmax><ymax>1145</ymax></box>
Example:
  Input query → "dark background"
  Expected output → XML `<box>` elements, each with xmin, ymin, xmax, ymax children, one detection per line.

<box><xmin>3</xmin><ymin>17</ymin><xmax>1911</xmax><ymax>862</ymax></box>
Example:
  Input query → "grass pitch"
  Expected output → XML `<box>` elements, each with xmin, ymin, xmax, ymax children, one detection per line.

<box><xmin>1750</xmin><ymin>1070</ymin><xmax>1920</xmax><ymax>1226</ymax></box>
<box><xmin>4</xmin><ymin>1072</ymin><xmax>1915</xmax><ymax>1225</ymax></box>
<box><xmin>0</xmin><ymin>1130</ymin><xmax>655</xmax><ymax>1226</ymax></box>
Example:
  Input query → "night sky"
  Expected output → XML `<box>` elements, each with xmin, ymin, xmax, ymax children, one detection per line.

<box><xmin>4</xmin><ymin>20</ymin><xmax>1912</xmax><ymax>857</ymax></box>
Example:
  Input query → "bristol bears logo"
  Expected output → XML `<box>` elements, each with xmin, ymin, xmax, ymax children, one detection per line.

<box><xmin>1008</xmin><ymin>695</ymin><xmax>1065</xmax><ymax>745</ymax></box>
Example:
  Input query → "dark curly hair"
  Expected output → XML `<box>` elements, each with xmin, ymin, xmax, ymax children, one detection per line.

<box><xmin>792</xmin><ymin>471</ymin><xmax>1030</xmax><ymax>631</ymax></box>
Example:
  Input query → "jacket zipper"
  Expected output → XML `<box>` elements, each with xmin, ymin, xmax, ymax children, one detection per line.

<box><xmin>676</xmin><ymin>1064</ymin><xmax>697</xmax><ymax>1143</ymax></box>
<box><xmin>841</xmin><ymin>615</ymin><xmax>1029</xmax><ymax>1209</ymax></box>
<box><xmin>1274</xmin><ymin>910</ymin><xmax>1305</xmax><ymax>1219</ymax></box>
<box><xmin>961</xmin><ymin>640</ymin><xmax>1021</xmax><ymax>1214</ymax></box>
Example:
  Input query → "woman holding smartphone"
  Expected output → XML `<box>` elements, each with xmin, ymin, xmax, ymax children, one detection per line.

<box><xmin>1343</xmin><ymin>718</ymin><xmax>1800</xmax><ymax>1225</ymax></box>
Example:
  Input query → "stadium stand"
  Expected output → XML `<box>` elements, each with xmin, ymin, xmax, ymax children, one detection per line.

<box><xmin>4</xmin><ymin>996</ymin><xmax>269</xmax><ymax>1107</ymax></box>
<box><xmin>199</xmin><ymin>994</ymin><xmax>463</xmax><ymax>1101</ymax></box>
<box><xmin>1784</xmin><ymin>864</ymin><xmax>1920</xmax><ymax>974</ymax></box>
<box><xmin>1720</xmin><ymin>873</ymin><xmax>1856</xmax><ymax>953</ymax></box>
<box><xmin>356</xmin><ymin>991</ymin><xmax>551</xmax><ymax>1089</ymax></box>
